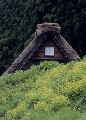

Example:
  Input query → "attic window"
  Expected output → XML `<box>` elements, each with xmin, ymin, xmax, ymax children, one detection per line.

<box><xmin>45</xmin><ymin>47</ymin><xmax>54</xmax><ymax>56</ymax></box>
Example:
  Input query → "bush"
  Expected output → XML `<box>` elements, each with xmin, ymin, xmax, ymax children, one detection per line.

<box><xmin>50</xmin><ymin>107</ymin><xmax>83</xmax><ymax>120</ymax></box>
<box><xmin>34</xmin><ymin>101</ymin><xmax>49</xmax><ymax>112</ymax></box>
<box><xmin>0</xmin><ymin>59</ymin><xmax>86</xmax><ymax>120</ymax></box>
<box><xmin>5</xmin><ymin>101</ymin><xmax>27</xmax><ymax>120</ymax></box>
<box><xmin>50</xmin><ymin>95</ymin><xmax>70</xmax><ymax>111</ymax></box>
<box><xmin>21</xmin><ymin>110</ymin><xmax>50</xmax><ymax>120</ymax></box>
<box><xmin>0</xmin><ymin>105</ymin><xmax>8</xmax><ymax>117</ymax></box>
<box><xmin>39</xmin><ymin>60</ymin><xmax>60</xmax><ymax>70</ymax></box>
<box><xmin>77</xmin><ymin>90</ymin><xmax>86</xmax><ymax>111</ymax></box>
<box><xmin>82</xmin><ymin>55</ymin><xmax>86</xmax><ymax>61</ymax></box>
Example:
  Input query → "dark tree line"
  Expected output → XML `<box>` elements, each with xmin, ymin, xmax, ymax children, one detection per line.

<box><xmin>0</xmin><ymin>0</ymin><xmax>86</xmax><ymax>75</ymax></box>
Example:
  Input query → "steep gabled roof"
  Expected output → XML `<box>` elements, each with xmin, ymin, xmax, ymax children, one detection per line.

<box><xmin>2</xmin><ymin>23</ymin><xmax>81</xmax><ymax>75</ymax></box>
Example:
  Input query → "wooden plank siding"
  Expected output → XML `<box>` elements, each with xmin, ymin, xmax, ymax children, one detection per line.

<box><xmin>34</xmin><ymin>40</ymin><xmax>64</xmax><ymax>59</ymax></box>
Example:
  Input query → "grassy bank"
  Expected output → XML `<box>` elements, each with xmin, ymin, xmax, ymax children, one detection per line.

<box><xmin>0</xmin><ymin>56</ymin><xmax>86</xmax><ymax>120</ymax></box>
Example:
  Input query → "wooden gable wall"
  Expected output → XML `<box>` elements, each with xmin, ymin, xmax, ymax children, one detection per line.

<box><xmin>34</xmin><ymin>38</ymin><xmax>65</xmax><ymax>59</ymax></box>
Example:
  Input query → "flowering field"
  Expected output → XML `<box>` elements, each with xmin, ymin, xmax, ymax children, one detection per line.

<box><xmin>0</xmin><ymin>56</ymin><xmax>86</xmax><ymax>120</ymax></box>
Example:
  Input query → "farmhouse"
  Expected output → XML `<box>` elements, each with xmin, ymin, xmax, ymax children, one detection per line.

<box><xmin>2</xmin><ymin>22</ymin><xmax>81</xmax><ymax>75</ymax></box>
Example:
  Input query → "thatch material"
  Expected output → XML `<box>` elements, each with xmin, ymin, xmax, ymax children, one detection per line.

<box><xmin>2</xmin><ymin>23</ymin><xmax>81</xmax><ymax>75</ymax></box>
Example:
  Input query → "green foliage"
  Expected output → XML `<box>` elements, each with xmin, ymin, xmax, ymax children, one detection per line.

<box><xmin>50</xmin><ymin>107</ymin><xmax>86</xmax><ymax>120</ymax></box>
<box><xmin>82</xmin><ymin>55</ymin><xmax>86</xmax><ymax>61</ymax></box>
<box><xmin>0</xmin><ymin>105</ymin><xmax>8</xmax><ymax>117</ymax></box>
<box><xmin>77</xmin><ymin>90</ymin><xmax>86</xmax><ymax>111</ymax></box>
<box><xmin>39</xmin><ymin>60</ymin><xmax>60</xmax><ymax>70</ymax></box>
<box><xmin>0</xmin><ymin>61</ymin><xmax>58</xmax><ymax>117</ymax></box>
<box><xmin>21</xmin><ymin>110</ymin><xmax>50</xmax><ymax>120</ymax></box>
<box><xmin>0</xmin><ymin>58</ymin><xmax>86</xmax><ymax>119</ymax></box>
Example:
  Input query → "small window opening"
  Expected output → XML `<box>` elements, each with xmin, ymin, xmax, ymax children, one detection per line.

<box><xmin>45</xmin><ymin>47</ymin><xmax>54</xmax><ymax>56</ymax></box>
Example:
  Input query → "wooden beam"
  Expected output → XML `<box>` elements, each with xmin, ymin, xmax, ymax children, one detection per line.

<box><xmin>34</xmin><ymin>57</ymin><xmax>66</xmax><ymax>60</ymax></box>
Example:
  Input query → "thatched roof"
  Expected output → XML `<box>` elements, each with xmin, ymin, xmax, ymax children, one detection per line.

<box><xmin>2</xmin><ymin>23</ymin><xmax>81</xmax><ymax>75</ymax></box>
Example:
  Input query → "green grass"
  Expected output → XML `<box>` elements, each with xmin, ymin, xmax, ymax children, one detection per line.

<box><xmin>21</xmin><ymin>107</ymin><xmax>86</xmax><ymax>120</ymax></box>
<box><xmin>50</xmin><ymin>108</ymin><xmax>82</xmax><ymax>120</ymax></box>
<box><xmin>0</xmin><ymin>57</ymin><xmax>86</xmax><ymax>120</ymax></box>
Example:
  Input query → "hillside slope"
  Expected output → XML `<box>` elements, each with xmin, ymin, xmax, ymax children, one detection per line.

<box><xmin>0</xmin><ymin>56</ymin><xmax>86</xmax><ymax>120</ymax></box>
